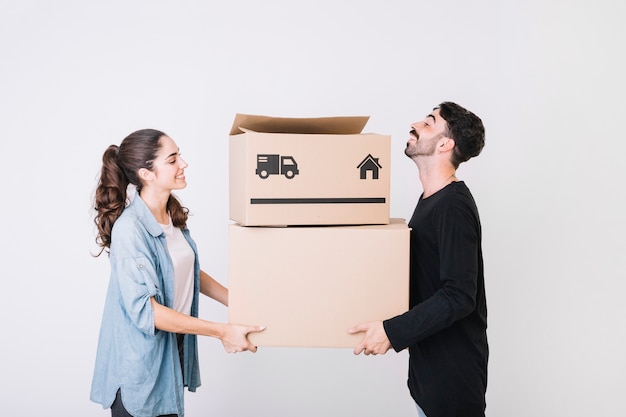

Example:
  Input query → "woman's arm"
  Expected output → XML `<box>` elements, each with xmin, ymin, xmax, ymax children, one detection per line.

<box><xmin>150</xmin><ymin>298</ymin><xmax>264</xmax><ymax>352</ymax></box>
<box><xmin>199</xmin><ymin>269</ymin><xmax>228</xmax><ymax>306</ymax></box>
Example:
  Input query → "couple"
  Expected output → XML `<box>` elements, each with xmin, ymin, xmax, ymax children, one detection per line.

<box><xmin>90</xmin><ymin>101</ymin><xmax>488</xmax><ymax>417</ymax></box>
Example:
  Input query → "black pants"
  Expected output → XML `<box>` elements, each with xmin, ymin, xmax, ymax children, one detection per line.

<box><xmin>111</xmin><ymin>389</ymin><xmax>178</xmax><ymax>417</ymax></box>
<box><xmin>111</xmin><ymin>334</ymin><xmax>185</xmax><ymax>417</ymax></box>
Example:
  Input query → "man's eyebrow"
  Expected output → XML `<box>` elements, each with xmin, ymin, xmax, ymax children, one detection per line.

<box><xmin>427</xmin><ymin>114</ymin><xmax>436</xmax><ymax>123</ymax></box>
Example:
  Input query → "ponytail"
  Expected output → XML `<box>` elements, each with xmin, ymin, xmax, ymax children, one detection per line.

<box><xmin>94</xmin><ymin>145</ymin><xmax>128</xmax><ymax>255</ymax></box>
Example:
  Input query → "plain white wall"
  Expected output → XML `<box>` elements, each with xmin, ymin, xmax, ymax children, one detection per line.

<box><xmin>1</xmin><ymin>1</ymin><xmax>624</xmax><ymax>416</ymax></box>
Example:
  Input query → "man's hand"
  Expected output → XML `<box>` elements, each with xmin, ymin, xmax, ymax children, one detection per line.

<box><xmin>347</xmin><ymin>320</ymin><xmax>392</xmax><ymax>356</ymax></box>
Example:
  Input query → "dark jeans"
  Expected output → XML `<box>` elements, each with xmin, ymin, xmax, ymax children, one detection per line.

<box><xmin>111</xmin><ymin>389</ymin><xmax>177</xmax><ymax>417</ymax></box>
<box><xmin>111</xmin><ymin>334</ymin><xmax>185</xmax><ymax>417</ymax></box>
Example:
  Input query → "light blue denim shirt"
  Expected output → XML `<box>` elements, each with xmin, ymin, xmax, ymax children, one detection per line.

<box><xmin>90</xmin><ymin>195</ymin><xmax>201</xmax><ymax>417</ymax></box>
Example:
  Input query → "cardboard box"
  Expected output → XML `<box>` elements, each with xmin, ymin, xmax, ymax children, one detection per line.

<box><xmin>229</xmin><ymin>114</ymin><xmax>391</xmax><ymax>226</ymax></box>
<box><xmin>228</xmin><ymin>219</ymin><xmax>410</xmax><ymax>348</ymax></box>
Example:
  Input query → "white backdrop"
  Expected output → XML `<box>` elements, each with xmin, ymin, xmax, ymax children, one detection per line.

<box><xmin>1</xmin><ymin>1</ymin><xmax>624</xmax><ymax>416</ymax></box>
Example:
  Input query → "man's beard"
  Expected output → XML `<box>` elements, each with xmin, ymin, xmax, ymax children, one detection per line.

<box><xmin>404</xmin><ymin>129</ymin><xmax>420</xmax><ymax>158</ymax></box>
<box><xmin>405</xmin><ymin>132</ymin><xmax>443</xmax><ymax>158</ymax></box>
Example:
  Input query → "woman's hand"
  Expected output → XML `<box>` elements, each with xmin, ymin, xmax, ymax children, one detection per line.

<box><xmin>220</xmin><ymin>324</ymin><xmax>266</xmax><ymax>353</ymax></box>
<box><xmin>151</xmin><ymin>298</ymin><xmax>264</xmax><ymax>352</ymax></box>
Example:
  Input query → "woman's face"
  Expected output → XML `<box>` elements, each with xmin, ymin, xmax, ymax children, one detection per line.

<box><xmin>149</xmin><ymin>135</ymin><xmax>189</xmax><ymax>192</ymax></box>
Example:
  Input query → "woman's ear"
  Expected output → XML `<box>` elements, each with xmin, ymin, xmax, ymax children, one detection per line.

<box><xmin>138</xmin><ymin>167</ymin><xmax>154</xmax><ymax>182</ymax></box>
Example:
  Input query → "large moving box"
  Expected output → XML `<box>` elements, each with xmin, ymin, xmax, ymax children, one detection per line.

<box><xmin>229</xmin><ymin>114</ymin><xmax>391</xmax><ymax>226</ymax></box>
<box><xmin>228</xmin><ymin>219</ymin><xmax>410</xmax><ymax>348</ymax></box>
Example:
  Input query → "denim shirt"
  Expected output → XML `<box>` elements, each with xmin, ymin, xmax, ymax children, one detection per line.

<box><xmin>90</xmin><ymin>196</ymin><xmax>201</xmax><ymax>417</ymax></box>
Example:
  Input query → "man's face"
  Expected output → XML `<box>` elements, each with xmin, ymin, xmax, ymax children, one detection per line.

<box><xmin>405</xmin><ymin>108</ymin><xmax>448</xmax><ymax>159</ymax></box>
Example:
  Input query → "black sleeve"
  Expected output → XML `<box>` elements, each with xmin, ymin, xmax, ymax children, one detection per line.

<box><xmin>383</xmin><ymin>195</ymin><xmax>480</xmax><ymax>351</ymax></box>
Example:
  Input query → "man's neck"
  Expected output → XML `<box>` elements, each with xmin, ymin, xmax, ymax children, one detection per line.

<box><xmin>416</xmin><ymin>160</ymin><xmax>457</xmax><ymax>198</ymax></box>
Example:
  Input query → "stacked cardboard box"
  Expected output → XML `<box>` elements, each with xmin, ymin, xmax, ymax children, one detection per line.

<box><xmin>227</xmin><ymin>114</ymin><xmax>409</xmax><ymax>348</ymax></box>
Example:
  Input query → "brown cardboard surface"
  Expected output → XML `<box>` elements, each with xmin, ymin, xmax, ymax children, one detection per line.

<box><xmin>229</xmin><ymin>114</ymin><xmax>391</xmax><ymax>226</ymax></box>
<box><xmin>228</xmin><ymin>219</ymin><xmax>410</xmax><ymax>348</ymax></box>
<box><xmin>229</xmin><ymin>113</ymin><xmax>370</xmax><ymax>135</ymax></box>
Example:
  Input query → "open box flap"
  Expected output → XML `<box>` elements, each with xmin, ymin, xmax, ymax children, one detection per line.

<box><xmin>229</xmin><ymin>113</ymin><xmax>370</xmax><ymax>136</ymax></box>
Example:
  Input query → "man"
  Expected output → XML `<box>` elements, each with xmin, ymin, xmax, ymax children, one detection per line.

<box><xmin>348</xmin><ymin>102</ymin><xmax>488</xmax><ymax>417</ymax></box>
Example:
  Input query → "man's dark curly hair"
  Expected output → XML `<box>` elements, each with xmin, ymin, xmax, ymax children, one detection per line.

<box><xmin>437</xmin><ymin>102</ymin><xmax>485</xmax><ymax>168</ymax></box>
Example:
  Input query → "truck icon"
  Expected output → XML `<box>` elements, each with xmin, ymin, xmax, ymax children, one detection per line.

<box><xmin>256</xmin><ymin>154</ymin><xmax>299</xmax><ymax>179</ymax></box>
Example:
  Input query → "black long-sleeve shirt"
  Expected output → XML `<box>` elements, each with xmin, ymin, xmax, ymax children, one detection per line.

<box><xmin>384</xmin><ymin>181</ymin><xmax>488</xmax><ymax>417</ymax></box>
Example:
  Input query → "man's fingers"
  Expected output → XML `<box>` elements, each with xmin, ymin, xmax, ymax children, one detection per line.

<box><xmin>353</xmin><ymin>335</ymin><xmax>370</xmax><ymax>355</ymax></box>
<box><xmin>347</xmin><ymin>327</ymin><xmax>358</xmax><ymax>334</ymax></box>
<box><xmin>350</xmin><ymin>323</ymin><xmax>370</xmax><ymax>355</ymax></box>
<box><xmin>348</xmin><ymin>322</ymin><xmax>368</xmax><ymax>334</ymax></box>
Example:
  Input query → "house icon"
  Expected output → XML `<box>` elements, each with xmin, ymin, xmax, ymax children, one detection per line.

<box><xmin>357</xmin><ymin>154</ymin><xmax>382</xmax><ymax>180</ymax></box>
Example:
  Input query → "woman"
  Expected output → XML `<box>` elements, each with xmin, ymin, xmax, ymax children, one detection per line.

<box><xmin>90</xmin><ymin>129</ymin><xmax>264</xmax><ymax>417</ymax></box>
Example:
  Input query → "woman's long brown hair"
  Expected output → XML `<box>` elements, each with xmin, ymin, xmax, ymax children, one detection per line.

<box><xmin>93</xmin><ymin>129</ymin><xmax>188</xmax><ymax>256</ymax></box>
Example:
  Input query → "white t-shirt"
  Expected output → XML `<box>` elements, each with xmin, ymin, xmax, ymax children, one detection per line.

<box><xmin>159</xmin><ymin>219</ymin><xmax>195</xmax><ymax>315</ymax></box>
